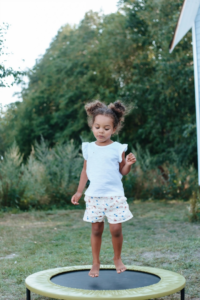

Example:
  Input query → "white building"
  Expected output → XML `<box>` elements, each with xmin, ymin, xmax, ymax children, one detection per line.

<box><xmin>170</xmin><ymin>0</ymin><xmax>200</xmax><ymax>185</ymax></box>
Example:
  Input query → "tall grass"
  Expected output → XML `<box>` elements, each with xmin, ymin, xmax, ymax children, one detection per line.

<box><xmin>0</xmin><ymin>139</ymin><xmax>83</xmax><ymax>210</ymax></box>
<box><xmin>187</xmin><ymin>190</ymin><xmax>200</xmax><ymax>222</ymax></box>
<box><xmin>34</xmin><ymin>138</ymin><xmax>83</xmax><ymax>207</ymax></box>
<box><xmin>0</xmin><ymin>139</ymin><xmax>199</xmax><ymax>222</ymax></box>
<box><xmin>0</xmin><ymin>142</ymin><xmax>25</xmax><ymax>208</ymax></box>
<box><xmin>123</xmin><ymin>144</ymin><xmax>198</xmax><ymax>201</ymax></box>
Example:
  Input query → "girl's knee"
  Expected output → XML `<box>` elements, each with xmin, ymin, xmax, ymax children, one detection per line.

<box><xmin>92</xmin><ymin>222</ymin><xmax>104</xmax><ymax>236</ymax></box>
<box><xmin>110</xmin><ymin>224</ymin><xmax>122</xmax><ymax>237</ymax></box>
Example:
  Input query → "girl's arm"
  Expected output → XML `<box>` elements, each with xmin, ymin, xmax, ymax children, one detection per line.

<box><xmin>77</xmin><ymin>160</ymin><xmax>88</xmax><ymax>193</ymax></box>
<box><xmin>71</xmin><ymin>160</ymin><xmax>88</xmax><ymax>205</ymax></box>
<box><xmin>119</xmin><ymin>152</ymin><xmax>136</xmax><ymax>176</ymax></box>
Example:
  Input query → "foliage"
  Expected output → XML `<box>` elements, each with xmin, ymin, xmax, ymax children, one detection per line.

<box><xmin>0</xmin><ymin>139</ymin><xmax>83</xmax><ymax>210</ymax></box>
<box><xmin>0</xmin><ymin>23</ymin><xmax>26</xmax><ymax>87</ymax></box>
<box><xmin>0</xmin><ymin>139</ymin><xmax>198</xmax><ymax>211</ymax></box>
<box><xmin>0</xmin><ymin>1</ymin><xmax>199</xmax><ymax>212</ymax></box>
<box><xmin>0</xmin><ymin>23</ymin><xmax>26</xmax><ymax>155</ymax></box>
<box><xmin>20</xmin><ymin>151</ymin><xmax>47</xmax><ymax>209</ymax></box>
<box><xmin>5</xmin><ymin>13</ymin><xmax>118</xmax><ymax>159</ymax></box>
<box><xmin>34</xmin><ymin>137</ymin><xmax>83</xmax><ymax>207</ymax></box>
<box><xmin>0</xmin><ymin>142</ymin><xmax>26</xmax><ymax>208</ymax></box>
<box><xmin>118</xmin><ymin>0</ymin><xmax>196</xmax><ymax>167</ymax></box>
<box><xmin>0</xmin><ymin>102</ymin><xmax>21</xmax><ymax>156</ymax></box>
<box><xmin>0</xmin><ymin>142</ymin><xmax>46</xmax><ymax>210</ymax></box>
<box><xmin>0</xmin><ymin>0</ymin><xmax>197</xmax><ymax>168</ymax></box>
<box><xmin>123</xmin><ymin>144</ymin><xmax>198</xmax><ymax>201</ymax></box>
<box><xmin>187</xmin><ymin>190</ymin><xmax>200</xmax><ymax>222</ymax></box>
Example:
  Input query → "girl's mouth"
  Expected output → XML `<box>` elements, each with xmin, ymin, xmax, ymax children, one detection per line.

<box><xmin>98</xmin><ymin>136</ymin><xmax>104</xmax><ymax>138</ymax></box>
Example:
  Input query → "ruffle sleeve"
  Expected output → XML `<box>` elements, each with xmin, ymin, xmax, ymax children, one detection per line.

<box><xmin>82</xmin><ymin>142</ymin><xmax>89</xmax><ymax>160</ymax></box>
<box><xmin>119</xmin><ymin>143</ymin><xmax>128</xmax><ymax>163</ymax></box>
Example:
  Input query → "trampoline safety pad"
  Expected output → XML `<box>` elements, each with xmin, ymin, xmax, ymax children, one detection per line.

<box><xmin>25</xmin><ymin>265</ymin><xmax>186</xmax><ymax>300</ymax></box>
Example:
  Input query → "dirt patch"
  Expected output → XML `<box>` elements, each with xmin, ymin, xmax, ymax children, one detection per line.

<box><xmin>141</xmin><ymin>251</ymin><xmax>179</xmax><ymax>260</ymax></box>
<box><xmin>0</xmin><ymin>253</ymin><xmax>18</xmax><ymax>260</ymax></box>
<box><xmin>0</xmin><ymin>221</ymin><xmax>64</xmax><ymax>227</ymax></box>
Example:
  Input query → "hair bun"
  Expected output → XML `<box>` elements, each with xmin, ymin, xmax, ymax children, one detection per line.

<box><xmin>84</xmin><ymin>100</ymin><xmax>106</xmax><ymax>116</ymax></box>
<box><xmin>108</xmin><ymin>100</ymin><xmax>126</xmax><ymax>120</ymax></box>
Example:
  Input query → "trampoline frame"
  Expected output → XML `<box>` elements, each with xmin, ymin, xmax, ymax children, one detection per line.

<box><xmin>25</xmin><ymin>265</ymin><xmax>186</xmax><ymax>300</ymax></box>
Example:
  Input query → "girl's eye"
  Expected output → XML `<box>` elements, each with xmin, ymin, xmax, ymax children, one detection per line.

<box><xmin>95</xmin><ymin>127</ymin><xmax>109</xmax><ymax>130</ymax></box>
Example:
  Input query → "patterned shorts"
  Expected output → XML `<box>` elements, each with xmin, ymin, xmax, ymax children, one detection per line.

<box><xmin>83</xmin><ymin>195</ymin><xmax>133</xmax><ymax>224</ymax></box>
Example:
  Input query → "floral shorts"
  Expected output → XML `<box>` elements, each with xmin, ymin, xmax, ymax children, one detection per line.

<box><xmin>83</xmin><ymin>195</ymin><xmax>133</xmax><ymax>224</ymax></box>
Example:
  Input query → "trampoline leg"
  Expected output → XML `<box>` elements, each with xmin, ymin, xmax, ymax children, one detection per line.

<box><xmin>180</xmin><ymin>288</ymin><xmax>185</xmax><ymax>300</ymax></box>
<box><xmin>26</xmin><ymin>288</ymin><xmax>31</xmax><ymax>300</ymax></box>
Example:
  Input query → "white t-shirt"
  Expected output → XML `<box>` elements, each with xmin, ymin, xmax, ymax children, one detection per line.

<box><xmin>82</xmin><ymin>141</ymin><xmax>128</xmax><ymax>197</ymax></box>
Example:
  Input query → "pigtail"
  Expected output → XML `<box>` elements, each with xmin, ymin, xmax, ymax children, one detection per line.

<box><xmin>85</xmin><ymin>100</ymin><xmax>106</xmax><ymax>116</ymax></box>
<box><xmin>108</xmin><ymin>100</ymin><xmax>126</xmax><ymax>122</ymax></box>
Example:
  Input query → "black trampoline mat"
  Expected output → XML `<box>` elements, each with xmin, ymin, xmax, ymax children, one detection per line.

<box><xmin>51</xmin><ymin>269</ymin><xmax>161</xmax><ymax>290</ymax></box>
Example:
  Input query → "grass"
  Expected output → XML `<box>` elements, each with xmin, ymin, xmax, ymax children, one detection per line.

<box><xmin>0</xmin><ymin>200</ymin><xmax>200</xmax><ymax>300</ymax></box>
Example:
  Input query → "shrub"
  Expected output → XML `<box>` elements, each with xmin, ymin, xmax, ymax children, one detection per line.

<box><xmin>0</xmin><ymin>139</ymin><xmax>199</xmax><ymax>216</ymax></box>
<box><xmin>187</xmin><ymin>190</ymin><xmax>200</xmax><ymax>222</ymax></box>
<box><xmin>0</xmin><ymin>142</ymin><xmax>47</xmax><ymax>210</ymax></box>
<box><xmin>0</xmin><ymin>142</ymin><xmax>26</xmax><ymax>208</ymax></box>
<box><xmin>0</xmin><ymin>139</ymin><xmax>83</xmax><ymax>210</ymax></box>
<box><xmin>20</xmin><ymin>150</ymin><xmax>47</xmax><ymax>209</ymax></box>
<box><xmin>123</xmin><ymin>144</ymin><xmax>198</xmax><ymax>201</ymax></box>
<box><xmin>34</xmin><ymin>138</ymin><xmax>83</xmax><ymax>207</ymax></box>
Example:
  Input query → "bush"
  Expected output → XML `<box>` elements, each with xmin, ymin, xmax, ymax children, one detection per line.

<box><xmin>0</xmin><ymin>142</ymin><xmax>25</xmax><ymax>208</ymax></box>
<box><xmin>123</xmin><ymin>144</ymin><xmax>198</xmax><ymax>201</ymax></box>
<box><xmin>34</xmin><ymin>138</ymin><xmax>83</xmax><ymax>207</ymax></box>
<box><xmin>0</xmin><ymin>139</ymin><xmax>199</xmax><ymax>217</ymax></box>
<box><xmin>0</xmin><ymin>139</ymin><xmax>83</xmax><ymax>210</ymax></box>
<box><xmin>187</xmin><ymin>190</ymin><xmax>200</xmax><ymax>222</ymax></box>
<box><xmin>20</xmin><ymin>150</ymin><xmax>47</xmax><ymax>209</ymax></box>
<box><xmin>0</xmin><ymin>142</ymin><xmax>46</xmax><ymax>210</ymax></box>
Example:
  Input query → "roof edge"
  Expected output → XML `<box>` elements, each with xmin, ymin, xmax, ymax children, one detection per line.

<box><xmin>169</xmin><ymin>0</ymin><xmax>187</xmax><ymax>53</ymax></box>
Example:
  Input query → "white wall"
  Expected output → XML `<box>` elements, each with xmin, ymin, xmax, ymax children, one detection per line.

<box><xmin>193</xmin><ymin>6</ymin><xmax>200</xmax><ymax>185</ymax></box>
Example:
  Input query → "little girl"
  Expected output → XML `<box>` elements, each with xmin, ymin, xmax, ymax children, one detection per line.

<box><xmin>71</xmin><ymin>100</ymin><xmax>136</xmax><ymax>278</ymax></box>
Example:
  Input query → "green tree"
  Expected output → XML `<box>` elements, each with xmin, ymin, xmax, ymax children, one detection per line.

<box><xmin>6</xmin><ymin>12</ymin><xmax>121</xmax><ymax>158</ymax></box>
<box><xmin>0</xmin><ymin>23</ymin><xmax>26</xmax><ymax>156</ymax></box>
<box><xmin>0</xmin><ymin>23</ymin><xmax>25</xmax><ymax>87</ymax></box>
<box><xmin>1</xmin><ymin>1</ymin><xmax>197</xmax><ymax>168</ymax></box>
<box><xmin>118</xmin><ymin>0</ymin><xmax>196</xmax><ymax>166</ymax></box>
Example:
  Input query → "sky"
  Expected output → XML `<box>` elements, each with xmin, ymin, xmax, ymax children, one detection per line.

<box><xmin>0</xmin><ymin>0</ymin><xmax>119</xmax><ymax>108</ymax></box>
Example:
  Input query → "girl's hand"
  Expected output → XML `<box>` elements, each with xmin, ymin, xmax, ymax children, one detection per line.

<box><xmin>71</xmin><ymin>192</ymin><xmax>82</xmax><ymax>205</ymax></box>
<box><xmin>125</xmin><ymin>153</ymin><xmax>136</xmax><ymax>166</ymax></box>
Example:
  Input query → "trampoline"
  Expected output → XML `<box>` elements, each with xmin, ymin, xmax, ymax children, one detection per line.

<box><xmin>25</xmin><ymin>265</ymin><xmax>186</xmax><ymax>300</ymax></box>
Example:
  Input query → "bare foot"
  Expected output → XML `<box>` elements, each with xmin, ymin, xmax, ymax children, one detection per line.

<box><xmin>89</xmin><ymin>263</ymin><xmax>100</xmax><ymax>278</ymax></box>
<box><xmin>114</xmin><ymin>258</ymin><xmax>127</xmax><ymax>274</ymax></box>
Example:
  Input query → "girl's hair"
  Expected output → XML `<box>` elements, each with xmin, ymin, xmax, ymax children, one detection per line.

<box><xmin>84</xmin><ymin>100</ymin><xmax>129</xmax><ymax>135</ymax></box>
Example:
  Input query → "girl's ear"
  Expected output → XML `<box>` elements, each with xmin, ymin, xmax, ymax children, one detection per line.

<box><xmin>112</xmin><ymin>128</ymin><xmax>117</xmax><ymax>134</ymax></box>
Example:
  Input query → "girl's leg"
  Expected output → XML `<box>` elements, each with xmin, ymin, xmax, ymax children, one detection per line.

<box><xmin>89</xmin><ymin>222</ymin><xmax>104</xmax><ymax>277</ymax></box>
<box><xmin>109</xmin><ymin>223</ymin><xmax>126</xmax><ymax>273</ymax></box>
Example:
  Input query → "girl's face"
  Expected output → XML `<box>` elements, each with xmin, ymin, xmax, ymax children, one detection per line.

<box><xmin>92</xmin><ymin>114</ymin><xmax>116</xmax><ymax>143</ymax></box>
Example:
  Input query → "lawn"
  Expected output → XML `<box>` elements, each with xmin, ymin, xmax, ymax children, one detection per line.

<box><xmin>0</xmin><ymin>201</ymin><xmax>199</xmax><ymax>300</ymax></box>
